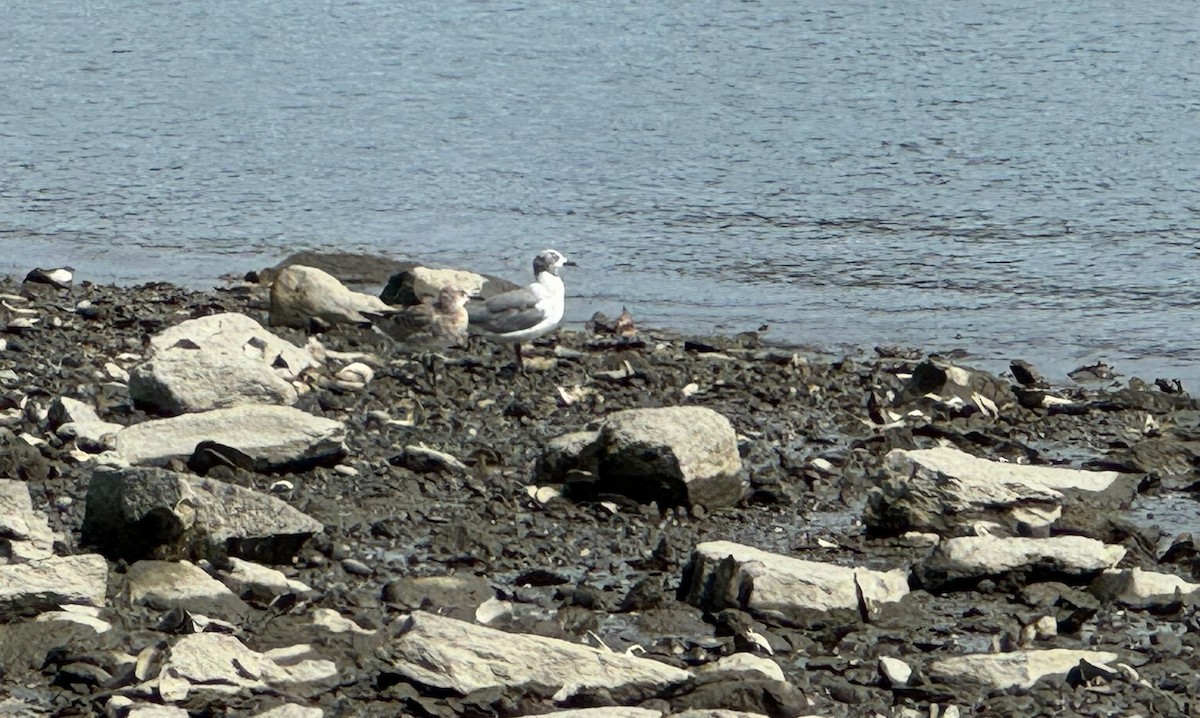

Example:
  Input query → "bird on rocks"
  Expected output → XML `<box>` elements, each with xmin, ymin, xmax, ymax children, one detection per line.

<box><xmin>470</xmin><ymin>249</ymin><xmax>576</xmax><ymax>369</ymax></box>
<box><xmin>375</xmin><ymin>285</ymin><xmax>472</xmax><ymax>387</ymax></box>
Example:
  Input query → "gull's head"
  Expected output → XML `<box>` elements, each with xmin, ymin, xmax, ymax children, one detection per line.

<box><xmin>533</xmin><ymin>249</ymin><xmax>577</xmax><ymax>277</ymax></box>
<box><xmin>436</xmin><ymin>285</ymin><xmax>472</xmax><ymax>311</ymax></box>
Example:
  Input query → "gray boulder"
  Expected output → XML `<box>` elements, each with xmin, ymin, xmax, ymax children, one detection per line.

<box><xmin>0</xmin><ymin>479</ymin><xmax>55</xmax><ymax>564</ymax></box>
<box><xmin>269</xmin><ymin>264</ymin><xmax>396</xmax><ymax>329</ymax></box>
<box><xmin>865</xmin><ymin>446</ymin><xmax>1138</xmax><ymax>537</ymax></box>
<box><xmin>540</xmin><ymin>406</ymin><xmax>746</xmax><ymax>509</ymax></box>
<box><xmin>917</xmin><ymin>535</ymin><xmax>1127</xmax><ymax>592</ymax></box>
<box><xmin>81</xmin><ymin>466</ymin><xmax>323</xmax><ymax>563</ymax></box>
<box><xmin>679</xmin><ymin>540</ymin><xmax>910</xmax><ymax>623</ymax></box>
<box><xmin>260</xmin><ymin>251</ymin><xmax>413</xmax><ymax>289</ymax></box>
<box><xmin>130</xmin><ymin>312</ymin><xmax>315</xmax><ymax>415</ymax></box>
<box><xmin>0</xmin><ymin>554</ymin><xmax>109</xmax><ymax>617</ymax></box>
<box><xmin>894</xmin><ymin>357</ymin><xmax>1015</xmax><ymax>417</ymax></box>
<box><xmin>111</xmin><ymin>404</ymin><xmax>346</xmax><ymax>470</ymax></box>
<box><xmin>124</xmin><ymin>560</ymin><xmax>250</xmax><ymax>621</ymax></box>
<box><xmin>386</xmin><ymin>611</ymin><xmax>691</xmax><ymax>702</ymax></box>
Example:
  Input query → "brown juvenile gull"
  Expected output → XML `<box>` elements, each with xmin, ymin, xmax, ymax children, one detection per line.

<box><xmin>375</xmin><ymin>285</ymin><xmax>471</xmax><ymax>385</ymax></box>
<box><xmin>468</xmin><ymin>249</ymin><xmax>576</xmax><ymax>369</ymax></box>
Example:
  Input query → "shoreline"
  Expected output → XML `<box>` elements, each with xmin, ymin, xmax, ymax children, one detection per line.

<box><xmin>1</xmin><ymin>269</ymin><xmax>1198</xmax><ymax>716</ymax></box>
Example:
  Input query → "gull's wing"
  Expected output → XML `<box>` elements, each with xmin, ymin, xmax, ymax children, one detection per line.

<box><xmin>470</xmin><ymin>286</ymin><xmax>546</xmax><ymax>335</ymax></box>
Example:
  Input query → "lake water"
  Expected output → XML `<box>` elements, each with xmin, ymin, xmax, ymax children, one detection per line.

<box><xmin>3</xmin><ymin>0</ymin><xmax>1198</xmax><ymax>386</ymax></box>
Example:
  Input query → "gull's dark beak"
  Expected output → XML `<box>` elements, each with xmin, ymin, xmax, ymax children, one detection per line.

<box><xmin>564</xmin><ymin>259</ymin><xmax>579</xmax><ymax>268</ymax></box>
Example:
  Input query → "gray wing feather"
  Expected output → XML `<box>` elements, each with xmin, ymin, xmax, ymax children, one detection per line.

<box><xmin>476</xmin><ymin>306</ymin><xmax>546</xmax><ymax>335</ymax></box>
<box><xmin>469</xmin><ymin>286</ymin><xmax>546</xmax><ymax>334</ymax></box>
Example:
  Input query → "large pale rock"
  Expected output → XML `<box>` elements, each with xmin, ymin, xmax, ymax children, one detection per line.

<box><xmin>269</xmin><ymin>264</ymin><xmax>395</xmax><ymax>329</ymax></box>
<box><xmin>1090</xmin><ymin>567</ymin><xmax>1200</xmax><ymax>609</ymax></box>
<box><xmin>130</xmin><ymin>313</ymin><xmax>316</xmax><ymax>415</ymax></box>
<box><xmin>928</xmin><ymin>648</ymin><xmax>1119</xmax><ymax>690</ymax></box>
<box><xmin>0</xmin><ymin>554</ymin><xmax>108</xmax><ymax>616</ymax></box>
<box><xmin>388</xmin><ymin>611</ymin><xmax>690</xmax><ymax>701</ymax></box>
<box><xmin>219</xmin><ymin>557</ymin><xmax>313</xmax><ymax>602</ymax></box>
<box><xmin>380</xmin><ymin>265</ymin><xmax>518</xmax><ymax>306</ymax></box>
<box><xmin>679</xmin><ymin>541</ymin><xmax>910</xmax><ymax>623</ymax></box>
<box><xmin>865</xmin><ymin>446</ymin><xmax>1136</xmax><ymax>537</ymax></box>
<box><xmin>917</xmin><ymin>535</ymin><xmax>1127</xmax><ymax>592</ymax></box>
<box><xmin>125</xmin><ymin>560</ymin><xmax>250</xmax><ymax>620</ymax></box>
<box><xmin>0</xmin><ymin>479</ymin><xmax>55</xmax><ymax>564</ymax></box>
<box><xmin>112</xmin><ymin>404</ymin><xmax>345</xmax><ymax>470</ymax></box>
<box><xmin>47</xmin><ymin>396</ymin><xmax>123</xmax><ymax>451</ymax></box>
<box><xmin>82</xmin><ymin>466</ymin><xmax>323</xmax><ymax>563</ymax></box>
<box><xmin>540</xmin><ymin>407</ymin><xmax>746</xmax><ymax>509</ymax></box>
<box><xmin>156</xmin><ymin>633</ymin><xmax>337</xmax><ymax>700</ymax></box>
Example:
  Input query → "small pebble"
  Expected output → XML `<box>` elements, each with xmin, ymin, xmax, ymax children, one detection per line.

<box><xmin>342</xmin><ymin>558</ymin><xmax>373</xmax><ymax>576</ymax></box>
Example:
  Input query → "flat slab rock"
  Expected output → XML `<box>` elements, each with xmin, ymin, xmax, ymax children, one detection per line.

<box><xmin>680</xmin><ymin>540</ymin><xmax>910</xmax><ymax>622</ymax></box>
<box><xmin>0</xmin><ymin>479</ymin><xmax>55</xmax><ymax>564</ymax></box>
<box><xmin>387</xmin><ymin>611</ymin><xmax>691</xmax><ymax>702</ymax></box>
<box><xmin>865</xmin><ymin>446</ymin><xmax>1135</xmax><ymax>537</ymax></box>
<box><xmin>928</xmin><ymin>648</ymin><xmax>1120</xmax><ymax>690</ymax></box>
<box><xmin>124</xmin><ymin>560</ymin><xmax>250</xmax><ymax>621</ymax></box>
<box><xmin>111</xmin><ymin>404</ymin><xmax>345</xmax><ymax>470</ymax></box>
<box><xmin>0</xmin><ymin>554</ymin><xmax>108</xmax><ymax>615</ymax></box>
<box><xmin>154</xmin><ymin>633</ymin><xmax>338</xmax><ymax>701</ymax></box>
<box><xmin>918</xmin><ymin>535</ymin><xmax>1127</xmax><ymax>592</ymax></box>
<box><xmin>82</xmin><ymin>466</ymin><xmax>323</xmax><ymax>563</ymax></box>
<box><xmin>1090</xmin><ymin>567</ymin><xmax>1200</xmax><ymax>609</ymax></box>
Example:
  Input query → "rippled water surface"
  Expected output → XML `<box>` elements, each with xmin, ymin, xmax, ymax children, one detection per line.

<box><xmin>3</xmin><ymin>0</ymin><xmax>1198</xmax><ymax>384</ymax></box>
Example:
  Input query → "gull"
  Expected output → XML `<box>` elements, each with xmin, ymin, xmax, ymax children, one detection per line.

<box><xmin>375</xmin><ymin>285</ymin><xmax>471</xmax><ymax>387</ymax></box>
<box><xmin>469</xmin><ymin>249</ymin><xmax>576</xmax><ymax>369</ymax></box>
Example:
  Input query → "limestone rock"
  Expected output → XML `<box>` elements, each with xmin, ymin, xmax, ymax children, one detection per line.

<box><xmin>380</xmin><ymin>265</ymin><xmax>518</xmax><ymax>306</ymax></box>
<box><xmin>679</xmin><ymin>541</ymin><xmax>910</xmax><ymax>623</ymax></box>
<box><xmin>129</xmin><ymin>312</ymin><xmax>316</xmax><ymax>415</ymax></box>
<box><xmin>918</xmin><ymin>535</ymin><xmax>1127</xmax><ymax>592</ymax></box>
<box><xmin>0</xmin><ymin>479</ymin><xmax>55</xmax><ymax>564</ymax></box>
<box><xmin>1089</xmin><ymin>567</ymin><xmax>1200</xmax><ymax>609</ymax></box>
<box><xmin>82</xmin><ymin>466</ymin><xmax>323</xmax><ymax>563</ymax></box>
<box><xmin>156</xmin><ymin>633</ymin><xmax>338</xmax><ymax>700</ymax></box>
<box><xmin>865</xmin><ymin>446</ymin><xmax>1136</xmax><ymax>537</ymax></box>
<box><xmin>219</xmin><ymin>557</ymin><xmax>313</xmax><ymax>602</ymax></box>
<box><xmin>47</xmin><ymin>396</ymin><xmax>123</xmax><ymax>451</ymax></box>
<box><xmin>112</xmin><ymin>404</ymin><xmax>345</xmax><ymax>470</ymax></box>
<box><xmin>541</xmin><ymin>406</ymin><xmax>746</xmax><ymax>509</ymax></box>
<box><xmin>124</xmin><ymin>560</ymin><xmax>250</xmax><ymax>620</ymax></box>
<box><xmin>0</xmin><ymin>554</ymin><xmax>108</xmax><ymax>616</ymax></box>
<box><xmin>702</xmin><ymin>653</ymin><xmax>786</xmax><ymax>683</ymax></box>
<box><xmin>387</xmin><ymin>611</ymin><xmax>690</xmax><ymax>701</ymax></box>
<box><xmin>928</xmin><ymin>648</ymin><xmax>1119</xmax><ymax>690</ymax></box>
<box><xmin>269</xmin><ymin>264</ymin><xmax>396</xmax><ymax>329</ymax></box>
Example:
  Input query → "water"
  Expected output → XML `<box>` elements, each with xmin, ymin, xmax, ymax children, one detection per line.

<box><xmin>3</xmin><ymin>0</ymin><xmax>1199</xmax><ymax>385</ymax></box>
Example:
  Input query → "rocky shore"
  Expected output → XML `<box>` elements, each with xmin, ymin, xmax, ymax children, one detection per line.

<box><xmin>1</xmin><ymin>261</ymin><xmax>1199</xmax><ymax>718</ymax></box>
